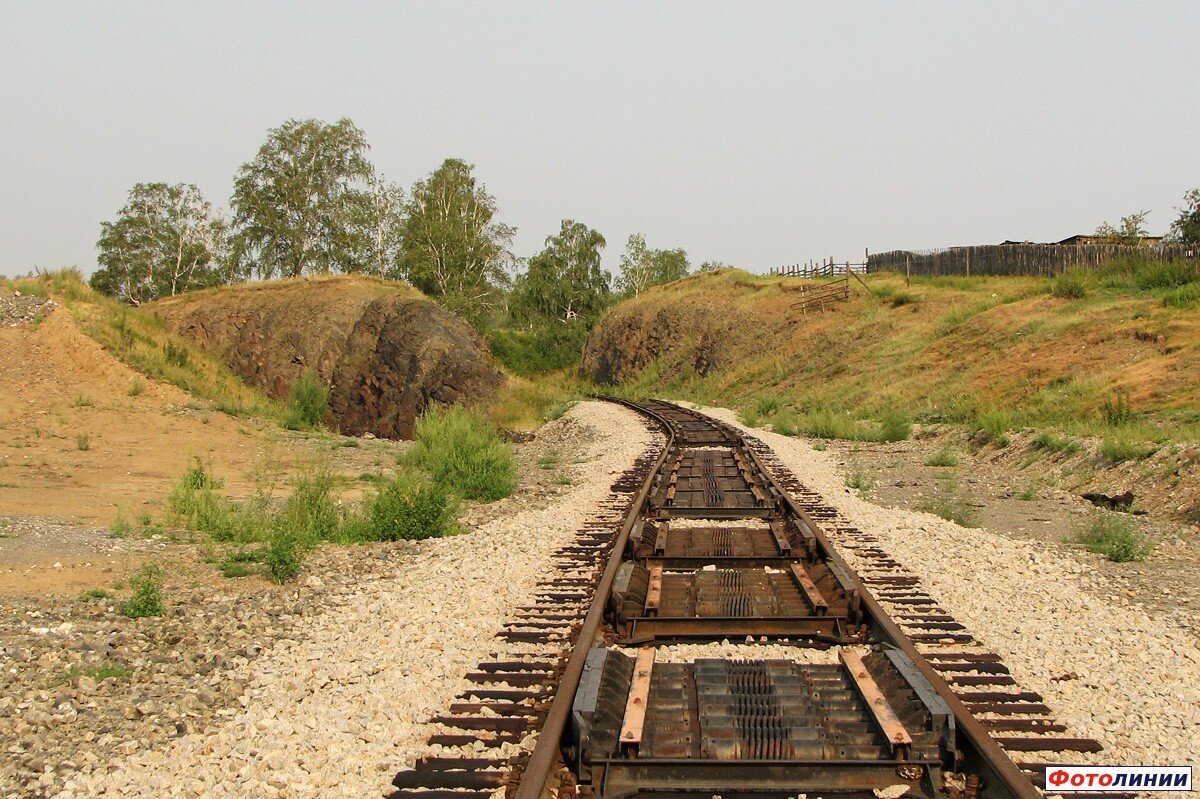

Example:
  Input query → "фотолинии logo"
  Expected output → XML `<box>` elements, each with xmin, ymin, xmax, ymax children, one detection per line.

<box><xmin>1046</xmin><ymin>766</ymin><xmax>1192</xmax><ymax>792</ymax></box>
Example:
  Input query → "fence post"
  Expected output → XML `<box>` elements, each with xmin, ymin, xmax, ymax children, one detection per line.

<box><xmin>966</xmin><ymin>248</ymin><xmax>971</xmax><ymax>278</ymax></box>
<box><xmin>905</xmin><ymin>254</ymin><xmax>911</xmax><ymax>286</ymax></box>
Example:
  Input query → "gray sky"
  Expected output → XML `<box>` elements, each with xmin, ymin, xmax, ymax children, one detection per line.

<box><xmin>2</xmin><ymin>1</ymin><xmax>1198</xmax><ymax>278</ymax></box>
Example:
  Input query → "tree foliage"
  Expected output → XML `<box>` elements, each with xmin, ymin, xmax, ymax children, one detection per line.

<box><xmin>399</xmin><ymin>159</ymin><xmax>514</xmax><ymax>320</ymax></box>
<box><xmin>698</xmin><ymin>260</ymin><xmax>733</xmax><ymax>272</ymax></box>
<box><xmin>229</xmin><ymin>118</ymin><xmax>375</xmax><ymax>279</ymax></box>
<box><xmin>353</xmin><ymin>175</ymin><xmax>405</xmax><ymax>279</ymax></box>
<box><xmin>1168</xmin><ymin>189</ymin><xmax>1200</xmax><ymax>247</ymax></box>
<box><xmin>1095</xmin><ymin>211</ymin><xmax>1150</xmax><ymax>245</ymax></box>
<box><xmin>512</xmin><ymin>220</ymin><xmax>609</xmax><ymax>325</ymax></box>
<box><xmin>615</xmin><ymin>233</ymin><xmax>690</xmax><ymax>297</ymax></box>
<box><xmin>90</xmin><ymin>182</ymin><xmax>226</xmax><ymax>304</ymax></box>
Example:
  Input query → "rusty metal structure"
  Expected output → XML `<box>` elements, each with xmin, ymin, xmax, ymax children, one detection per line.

<box><xmin>390</xmin><ymin>399</ymin><xmax>1113</xmax><ymax>799</ymax></box>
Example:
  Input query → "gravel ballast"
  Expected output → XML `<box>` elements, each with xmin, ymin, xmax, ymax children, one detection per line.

<box><xmin>690</xmin><ymin>403</ymin><xmax>1200</xmax><ymax>770</ymax></box>
<box><xmin>54</xmin><ymin>401</ymin><xmax>658</xmax><ymax>799</ymax></box>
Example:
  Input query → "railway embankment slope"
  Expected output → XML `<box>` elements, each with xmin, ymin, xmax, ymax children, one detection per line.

<box><xmin>583</xmin><ymin>268</ymin><xmax>1200</xmax><ymax>523</ymax></box>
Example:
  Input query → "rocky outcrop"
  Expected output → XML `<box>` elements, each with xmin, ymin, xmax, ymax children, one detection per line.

<box><xmin>152</xmin><ymin>277</ymin><xmax>504</xmax><ymax>439</ymax></box>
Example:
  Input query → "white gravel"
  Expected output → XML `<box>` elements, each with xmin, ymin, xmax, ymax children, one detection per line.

<box><xmin>59</xmin><ymin>401</ymin><xmax>658</xmax><ymax>799</ymax></box>
<box><xmin>687</xmin><ymin>403</ymin><xmax>1200</xmax><ymax>771</ymax></box>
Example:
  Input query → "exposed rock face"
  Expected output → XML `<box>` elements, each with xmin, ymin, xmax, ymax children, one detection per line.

<box><xmin>152</xmin><ymin>277</ymin><xmax>504</xmax><ymax>439</ymax></box>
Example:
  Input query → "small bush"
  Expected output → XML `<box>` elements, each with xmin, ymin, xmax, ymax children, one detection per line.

<box><xmin>537</xmin><ymin>450</ymin><xmax>560</xmax><ymax>470</ymax></box>
<box><xmin>404</xmin><ymin>404</ymin><xmax>516</xmax><ymax>501</ymax></box>
<box><xmin>121</xmin><ymin>566</ymin><xmax>164</xmax><ymax>618</ymax></box>
<box><xmin>128</xmin><ymin>379</ymin><xmax>144</xmax><ymax>397</ymax></box>
<box><xmin>844</xmin><ymin>461</ymin><xmax>872</xmax><ymax>496</ymax></box>
<box><xmin>73</xmin><ymin>393</ymin><xmax>93</xmax><ymax>408</ymax></box>
<box><xmin>889</xmin><ymin>291</ymin><xmax>917</xmax><ymax>307</ymax></box>
<box><xmin>1100</xmin><ymin>434</ymin><xmax>1156</xmax><ymax>463</ymax></box>
<box><xmin>878</xmin><ymin>410</ymin><xmax>912</xmax><ymax>442</ymax></box>
<box><xmin>925</xmin><ymin>448</ymin><xmax>959</xmax><ymax>467</ymax></box>
<box><xmin>278</xmin><ymin>470</ymin><xmax>340</xmax><ymax>546</ymax></box>
<box><xmin>367</xmin><ymin>470</ymin><xmax>459</xmax><ymax>541</ymax></box>
<box><xmin>110</xmin><ymin>510</ymin><xmax>133</xmax><ymax>538</ymax></box>
<box><xmin>1017</xmin><ymin>485</ymin><xmax>1038</xmax><ymax>501</ymax></box>
<box><xmin>1052</xmin><ymin>270</ymin><xmax>1089</xmax><ymax>299</ymax></box>
<box><xmin>771</xmin><ymin>409</ymin><xmax>800</xmax><ymax>437</ymax></box>
<box><xmin>78</xmin><ymin>588</ymin><xmax>110</xmax><ymax>600</ymax></box>
<box><xmin>283</xmin><ymin>368</ymin><xmax>330</xmax><ymax>431</ymax></box>
<box><xmin>219</xmin><ymin>549</ymin><xmax>259</xmax><ymax>578</ymax></box>
<box><xmin>1134</xmin><ymin>259</ymin><xmax>1198</xmax><ymax>290</ymax></box>
<box><xmin>1098</xmin><ymin>390</ymin><xmax>1134</xmax><ymax>427</ymax></box>
<box><xmin>1075</xmin><ymin>515</ymin><xmax>1153</xmax><ymax>562</ymax></box>
<box><xmin>76</xmin><ymin>433</ymin><xmax>90</xmax><ymax>451</ymax></box>
<box><xmin>163</xmin><ymin>341</ymin><xmax>189</xmax><ymax>368</ymax></box>
<box><xmin>800</xmin><ymin>408</ymin><xmax>860</xmax><ymax>440</ymax></box>
<box><xmin>974</xmin><ymin>410</ymin><xmax>1012</xmax><ymax>446</ymax></box>
<box><xmin>264</xmin><ymin>527</ymin><xmax>302</xmax><ymax>583</ymax></box>
<box><xmin>1162</xmin><ymin>283</ymin><xmax>1200</xmax><ymax>309</ymax></box>
<box><xmin>754</xmin><ymin>396</ymin><xmax>782</xmax><ymax>417</ymax></box>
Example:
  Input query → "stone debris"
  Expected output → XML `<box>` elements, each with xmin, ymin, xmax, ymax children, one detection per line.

<box><xmin>1</xmin><ymin>294</ymin><xmax>56</xmax><ymax>327</ymax></box>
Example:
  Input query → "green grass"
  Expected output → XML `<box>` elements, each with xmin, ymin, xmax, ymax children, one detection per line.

<box><xmin>121</xmin><ymin>565</ymin><xmax>164</xmax><ymax>618</ymax></box>
<box><xmin>110</xmin><ymin>510</ymin><xmax>133</xmax><ymax>538</ymax></box>
<box><xmin>1016</xmin><ymin>484</ymin><xmax>1038</xmax><ymax>501</ymax></box>
<box><xmin>1162</xmin><ymin>283</ymin><xmax>1200</xmax><ymax>309</ymax></box>
<box><xmin>844</xmin><ymin>461</ymin><xmax>872</xmax><ymax>497</ymax></box>
<box><xmin>78</xmin><ymin>588</ymin><xmax>111</xmax><ymax>600</ymax></box>
<box><xmin>128</xmin><ymin>379</ymin><xmax>145</xmax><ymax>397</ymax></box>
<box><xmin>1098</xmin><ymin>390</ymin><xmax>1134</xmax><ymax>427</ymax></box>
<box><xmin>920</xmin><ymin>480</ymin><xmax>981</xmax><ymax>527</ymax></box>
<box><xmin>925</xmin><ymin>448</ymin><xmax>959</xmax><ymax>467</ymax></box>
<box><xmin>537</xmin><ymin>449</ymin><xmax>560</xmax><ymax>470</ymax></box>
<box><xmin>73</xmin><ymin>393</ymin><xmax>94</xmax><ymax>408</ymax></box>
<box><xmin>1075</xmin><ymin>514</ymin><xmax>1153</xmax><ymax>562</ymax></box>
<box><xmin>283</xmin><ymin>368</ymin><xmax>330</xmax><ymax>431</ymax></box>
<box><xmin>1034</xmin><ymin>431</ymin><xmax>1080</xmax><ymax>455</ymax></box>
<box><xmin>1051</xmin><ymin>270</ymin><xmax>1089</xmax><ymax>299</ymax></box>
<box><xmin>402</xmin><ymin>404</ymin><xmax>516</xmax><ymax>502</ymax></box>
<box><xmin>1100</xmin><ymin>434</ymin><xmax>1157</xmax><ymax>463</ymax></box>
<box><xmin>76</xmin><ymin>433</ymin><xmax>90</xmax><ymax>451</ymax></box>
<box><xmin>61</xmin><ymin>661</ymin><xmax>132</xmax><ymax>683</ymax></box>
<box><xmin>973</xmin><ymin>410</ymin><xmax>1012</xmax><ymax>447</ymax></box>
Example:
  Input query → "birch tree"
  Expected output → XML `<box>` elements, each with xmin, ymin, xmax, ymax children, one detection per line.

<box><xmin>511</xmin><ymin>220</ymin><xmax>609</xmax><ymax>324</ymax></box>
<box><xmin>398</xmin><ymin>159</ymin><xmax>514</xmax><ymax>319</ymax></box>
<box><xmin>90</xmin><ymin>182</ymin><xmax>227</xmax><ymax>304</ymax></box>
<box><xmin>229</xmin><ymin>118</ymin><xmax>374</xmax><ymax>279</ymax></box>
<box><xmin>615</xmin><ymin>233</ymin><xmax>691</xmax><ymax>297</ymax></box>
<box><xmin>350</xmin><ymin>175</ymin><xmax>405</xmax><ymax>279</ymax></box>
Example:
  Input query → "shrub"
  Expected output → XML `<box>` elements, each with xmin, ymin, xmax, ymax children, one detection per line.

<box><xmin>1098</xmin><ymin>390</ymin><xmax>1134</xmax><ymax>427</ymax></box>
<box><xmin>278</xmin><ymin>471</ymin><xmax>340</xmax><ymax>546</ymax></box>
<box><xmin>974</xmin><ymin>410</ymin><xmax>1012</xmax><ymax>446</ymax></box>
<box><xmin>1051</xmin><ymin>270</ymin><xmax>1089</xmax><ymax>299</ymax></box>
<box><xmin>889</xmin><ymin>291</ymin><xmax>916</xmax><ymax>307</ymax></box>
<box><xmin>1076</xmin><ymin>515</ymin><xmax>1153</xmax><ymax>562</ymax></box>
<box><xmin>121</xmin><ymin>565</ymin><xmax>164</xmax><ymax>618</ymax></box>
<box><xmin>800</xmin><ymin>408</ymin><xmax>860</xmax><ymax>440</ymax></box>
<box><xmin>283</xmin><ymin>368</ymin><xmax>330</xmax><ymax>431</ymax></box>
<box><xmin>844</xmin><ymin>461</ymin><xmax>872</xmax><ymax>496</ymax></box>
<box><xmin>128</xmin><ymin>379</ymin><xmax>145</xmax><ymax>397</ymax></box>
<box><xmin>76</xmin><ymin>433</ymin><xmax>90</xmax><ymax>451</ymax></box>
<box><xmin>73</xmin><ymin>393</ymin><xmax>94</xmax><ymax>408</ymax></box>
<box><xmin>404</xmin><ymin>404</ymin><xmax>516</xmax><ymax>501</ymax></box>
<box><xmin>367</xmin><ymin>470</ymin><xmax>459</xmax><ymax>541</ymax></box>
<box><xmin>771</xmin><ymin>409</ymin><xmax>800</xmax><ymax>437</ymax></box>
<box><xmin>925</xmin><ymin>448</ymin><xmax>959</xmax><ymax>467</ymax></box>
<box><xmin>264</xmin><ymin>527</ymin><xmax>302</xmax><ymax>583</ymax></box>
<box><xmin>1100</xmin><ymin>434</ymin><xmax>1156</xmax><ymax>463</ymax></box>
<box><xmin>753</xmin><ymin>396</ymin><xmax>782</xmax><ymax>417</ymax></box>
<box><xmin>163</xmin><ymin>341</ymin><xmax>190</xmax><ymax>368</ymax></box>
<box><xmin>1162</xmin><ymin>283</ymin><xmax>1200</xmax><ymax>309</ymax></box>
<box><xmin>878</xmin><ymin>410</ymin><xmax>912</xmax><ymax>442</ymax></box>
<box><xmin>110</xmin><ymin>510</ymin><xmax>133</xmax><ymax>538</ymax></box>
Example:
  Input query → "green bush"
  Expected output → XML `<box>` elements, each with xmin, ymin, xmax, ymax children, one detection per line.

<box><xmin>404</xmin><ymin>404</ymin><xmax>516</xmax><ymax>501</ymax></box>
<box><xmin>771</xmin><ymin>409</ymin><xmax>800</xmax><ymax>437</ymax></box>
<box><xmin>1098</xmin><ymin>390</ymin><xmax>1134</xmax><ymax>427</ymax></box>
<box><xmin>164</xmin><ymin>341</ymin><xmax>189</xmax><ymax>368</ymax></box>
<box><xmin>264</xmin><ymin>527</ymin><xmax>302</xmax><ymax>583</ymax></box>
<box><xmin>283</xmin><ymin>368</ymin><xmax>330</xmax><ymax>431</ymax></box>
<box><xmin>888</xmin><ymin>291</ymin><xmax>917</xmax><ymax>307</ymax></box>
<box><xmin>367</xmin><ymin>470</ymin><xmax>459</xmax><ymax>541</ymax></box>
<box><xmin>925</xmin><ymin>448</ymin><xmax>959</xmax><ymax>467</ymax></box>
<box><xmin>121</xmin><ymin>566</ymin><xmax>164</xmax><ymax>618</ymax></box>
<box><xmin>920</xmin><ymin>482</ymin><xmax>981</xmax><ymax>528</ymax></box>
<box><xmin>1162</xmin><ymin>283</ymin><xmax>1200</xmax><ymax>309</ymax></box>
<box><xmin>278</xmin><ymin>471</ymin><xmax>340</xmax><ymax>546</ymax></box>
<box><xmin>489</xmin><ymin>323</ymin><xmax>590</xmax><ymax>376</ymax></box>
<box><xmin>128</xmin><ymin>379</ymin><xmax>145</xmax><ymax>397</ymax></box>
<box><xmin>1051</xmin><ymin>270</ymin><xmax>1089</xmax><ymax>299</ymax></box>
<box><xmin>799</xmin><ymin>408</ymin><xmax>860</xmax><ymax>440</ymax></box>
<box><xmin>76</xmin><ymin>433</ymin><xmax>90</xmax><ymax>451</ymax></box>
<box><xmin>974</xmin><ymin>410</ymin><xmax>1012</xmax><ymax>446</ymax></box>
<box><xmin>1075</xmin><ymin>515</ymin><xmax>1153</xmax><ymax>562</ymax></box>
<box><xmin>878</xmin><ymin>410</ymin><xmax>912</xmax><ymax>442</ymax></box>
<box><xmin>753</xmin><ymin>396</ymin><xmax>782</xmax><ymax>417</ymax></box>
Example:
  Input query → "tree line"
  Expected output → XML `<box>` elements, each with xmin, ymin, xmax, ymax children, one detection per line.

<box><xmin>89</xmin><ymin>117</ymin><xmax>729</xmax><ymax>371</ymax></box>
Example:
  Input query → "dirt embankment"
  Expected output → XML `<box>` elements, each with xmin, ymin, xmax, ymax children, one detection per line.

<box><xmin>581</xmin><ymin>269</ymin><xmax>1200</xmax><ymax>524</ymax></box>
<box><xmin>153</xmin><ymin>277</ymin><xmax>504</xmax><ymax>439</ymax></box>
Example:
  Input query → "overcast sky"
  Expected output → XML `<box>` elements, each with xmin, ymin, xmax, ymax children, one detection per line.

<box><xmin>2</xmin><ymin>1</ymin><xmax>1198</xmax><ymax>278</ymax></box>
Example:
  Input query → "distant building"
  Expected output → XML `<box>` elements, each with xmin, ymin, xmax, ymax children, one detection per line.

<box><xmin>998</xmin><ymin>235</ymin><xmax>1164</xmax><ymax>248</ymax></box>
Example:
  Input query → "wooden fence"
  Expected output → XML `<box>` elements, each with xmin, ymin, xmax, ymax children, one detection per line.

<box><xmin>866</xmin><ymin>243</ymin><xmax>1197</xmax><ymax>278</ymax></box>
<box><xmin>770</xmin><ymin>257</ymin><xmax>868</xmax><ymax>278</ymax></box>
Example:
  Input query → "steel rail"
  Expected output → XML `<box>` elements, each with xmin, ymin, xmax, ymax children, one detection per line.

<box><xmin>512</xmin><ymin>399</ymin><xmax>675</xmax><ymax>799</ymax></box>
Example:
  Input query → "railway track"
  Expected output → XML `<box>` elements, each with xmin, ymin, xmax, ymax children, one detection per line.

<box><xmin>390</xmin><ymin>399</ymin><xmax>1113</xmax><ymax>799</ymax></box>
